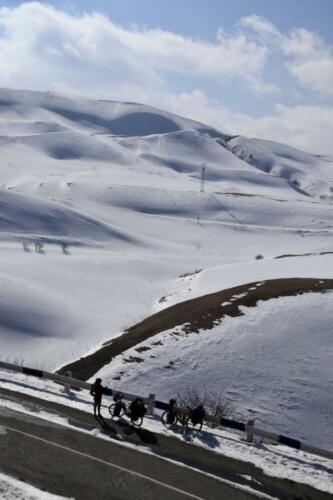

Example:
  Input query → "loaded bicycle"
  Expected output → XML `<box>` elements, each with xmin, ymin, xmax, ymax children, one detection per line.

<box><xmin>109</xmin><ymin>394</ymin><xmax>147</xmax><ymax>427</ymax></box>
<box><xmin>161</xmin><ymin>399</ymin><xmax>205</xmax><ymax>432</ymax></box>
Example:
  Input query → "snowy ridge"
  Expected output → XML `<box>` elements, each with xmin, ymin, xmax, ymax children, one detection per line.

<box><xmin>226</xmin><ymin>135</ymin><xmax>333</xmax><ymax>200</ymax></box>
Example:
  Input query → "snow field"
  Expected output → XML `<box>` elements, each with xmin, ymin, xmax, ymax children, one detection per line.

<box><xmin>0</xmin><ymin>88</ymin><xmax>333</xmax><ymax>461</ymax></box>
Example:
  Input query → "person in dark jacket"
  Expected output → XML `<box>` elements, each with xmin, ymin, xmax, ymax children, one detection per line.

<box><xmin>191</xmin><ymin>404</ymin><xmax>206</xmax><ymax>425</ymax></box>
<box><xmin>90</xmin><ymin>378</ymin><xmax>104</xmax><ymax>418</ymax></box>
<box><xmin>167</xmin><ymin>398</ymin><xmax>177</xmax><ymax>424</ymax></box>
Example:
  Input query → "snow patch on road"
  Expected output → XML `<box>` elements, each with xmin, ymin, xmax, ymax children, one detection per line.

<box><xmin>0</xmin><ymin>472</ymin><xmax>72</xmax><ymax>500</ymax></box>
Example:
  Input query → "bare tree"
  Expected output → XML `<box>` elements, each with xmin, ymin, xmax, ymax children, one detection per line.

<box><xmin>61</xmin><ymin>243</ymin><xmax>70</xmax><ymax>255</ymax></box>
<box><xmin>176</xmin><ymin>386</ymin><xmax>234</xmax><ymax>421</ymax></box>
<box><xmin>35</xmin><ymin>241</ymin><xmax>44</xmax><ymax>253</ymax></box>
<box><xmin>22</xmin><ymin>242</ymin><xmax>30</xmax><ymax>252</ymax></box>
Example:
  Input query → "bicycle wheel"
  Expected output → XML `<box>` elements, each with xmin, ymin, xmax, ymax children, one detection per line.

<box><xmin>109</xmin><ymin>403</ymin><xmax>125</xmax><ymax>419</ymax></box>
<box><xmin>130</xmin><ymin>414</ymin><xmax>143</xmax><ymax>427</ymax></box>
<box><xmin>178</xmin><ymin>412</ymin><xmax>189</xmax><ymax>428</ymax></box>
<box><xmin>187</xmin><ymin>418</ymin><xmax>203</xmax><ymax>433</ymax></box>
<box><xmin>161</xmin><ymin>411</ymin><xmax>178</xmax><ymax>427</ymax></box>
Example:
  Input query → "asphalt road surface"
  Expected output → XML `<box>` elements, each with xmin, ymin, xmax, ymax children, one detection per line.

<box><xmin>0</xmin><ymin>389</ymin><xmax>330</xmax><ymax>500</ymax></box>
<box><xmin>0</xmin><ymin>403</ymin><xmax>265</xmax><ymax>500</ymax></box>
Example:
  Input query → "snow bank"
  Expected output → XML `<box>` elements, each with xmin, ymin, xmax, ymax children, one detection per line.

<box><xmin>0</xmin><ymin>472</ymin><xmax>71</xmax><ymax>500</ymax></box>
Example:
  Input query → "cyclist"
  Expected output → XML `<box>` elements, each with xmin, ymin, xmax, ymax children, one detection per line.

<box><xmin>90</xmin><ymin>378</ymin><xmax>104</xmax><ymax>418</ymax></box>
<box><xmin>166</xmin><ymin>398</ymin><xmax>177</xmax><ymax>424</ymax></box>
<box><xmin>191</xmin><ymin>404</ymin><xmax>206</xmax><ymax>426</ymax></box>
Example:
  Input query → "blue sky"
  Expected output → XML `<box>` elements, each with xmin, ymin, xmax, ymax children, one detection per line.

<box><xmin>0</xmin><ymin>1</ymin><xmax>332</xmax><ymax>153</ymax></box>
<box><xmin>3</xmin><ymin>0</ymin><xmax>332</xmax><ymax>42</ymax></box>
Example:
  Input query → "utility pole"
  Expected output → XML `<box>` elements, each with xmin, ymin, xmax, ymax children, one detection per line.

<box><xmin>200</xmin><ymin>163</ymin><xmax>206</xmax><ymax>192</ymax></box>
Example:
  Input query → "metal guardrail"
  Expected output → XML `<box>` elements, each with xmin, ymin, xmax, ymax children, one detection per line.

<box><xmin>0</xmin><ymin>360</ymin><xmax>332</xmax><ymax>461</ymax></box>
<box><xmin>0</xmin><ymin>361</ymin><xmax>156</xmax><ymax>411</ymax></box>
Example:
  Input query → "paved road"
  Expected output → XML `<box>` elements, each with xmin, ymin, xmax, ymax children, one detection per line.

<box><xmin>0</xmin><ymin>402</ymin><xmax>264</xmax><ymax>500</ymax></box>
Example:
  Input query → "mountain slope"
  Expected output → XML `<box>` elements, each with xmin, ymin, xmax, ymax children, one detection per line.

<box><xmin>0</xmin><ymin>88</ymin><xmax>332</xmax><ymax>448</ymax></box>
<box><xmin>96</xmin><ymin>284</ymin><xmax>333</xmax><ymax>448</ymax></box>
<box><xmin>226</xmin><ymin>135</ymin><xmax>333</xmax><ymax>200</ymax></box>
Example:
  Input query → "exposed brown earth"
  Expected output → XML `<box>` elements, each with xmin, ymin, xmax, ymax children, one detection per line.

<box><xmin>58</xmin><ymin>277</ymin><xmax>333</xmax><ymax>380</ymax></box>
<box><xmin>275</xmin><ymin>251</ymin><xmax>333</xmax><ymax>259</ymax></box>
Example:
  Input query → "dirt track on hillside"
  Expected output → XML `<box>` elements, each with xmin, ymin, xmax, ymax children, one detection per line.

<box><xmin>58</xmin><ymin>278</ymin><xmax>333</xmax><ymax>380</ymax></box>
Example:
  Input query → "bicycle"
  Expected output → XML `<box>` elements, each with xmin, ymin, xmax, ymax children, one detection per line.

<box><xmin>161</xmin><ymin>408</ymin><xmax>184</xmax><ymax>427</ymax></box>
<box><xmin>108</xmin><ymin>400</ymin><xmax>144</xmax><ymax>427</ymax></box>
<box><xmin>186</xmin><ymin>412</ymin><xmax>203</xmax><ymax>433</ymax></box>
<box><xmin>161</xmin><ymin>406</ymin><xmax>203</xmax><ymax>433</ymax></box>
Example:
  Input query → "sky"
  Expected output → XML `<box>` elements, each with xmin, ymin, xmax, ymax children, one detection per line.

<box><xmin>0</xmin><ymin>0</ymin><xmax>332</xmax><ymax>154</ymax></box>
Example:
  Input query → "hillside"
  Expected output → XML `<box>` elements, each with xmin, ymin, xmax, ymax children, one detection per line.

<box><xmin>92</xmin><ymin>278</ymin><xmax>333</xmax><ymax>448</ymax></box>
<box><xmin>0</xmin><ymin>87</ymin><xmax>332</xmax><ymax>447</ymax></box>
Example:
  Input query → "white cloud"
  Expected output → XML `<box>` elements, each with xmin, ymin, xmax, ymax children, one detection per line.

<box><xmin>241</xmin><ymin>17</ymin><xmax>333</xmax><ymax>98</ymax></box>
<box><xmin>239</xmin><ymin>15</ymin><xmax>281</xmax><ymax>40</ymax></box>
<box><xmin>280</xmin><ymin>28</ymin><xmax>324</xmax><ymax>58</ymax></box>
<box><xmin>289</xmin><ymin>57</ymin><xmax>333</xmax><ymax>97</ymax></box>
<box><xmin>281</xmin><ymin>29</ymin><xmax>333</xmax><ymax>97</ymax></box>
<box><xmin>228</xmin><ymin>103</ymin><xmax>333</xmax><ymax>155</ymax></box>
<box><xmin>118</xmin><ymin>25</ymin><xmax>269</xmax><ymax>80</ymax></box>
<box><xmin>0</xmin><ymin>2</ymin><xmax>269</xmax><ymax>92</ymax></box>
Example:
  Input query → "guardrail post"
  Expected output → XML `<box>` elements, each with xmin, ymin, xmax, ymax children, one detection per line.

<box><xmin>246</xmin><ymin>419</ymin><xmax>255</xmax><ymax>442</ymax></box>
<box><xmin>148</xmin><ymin>393</ymin><xmax>156</xmax><ymax>415</ymax></box>
<box><xmin>62</xmin><ymin>371</ymin><xmax>72</xmax><ymax>394</ymax></box>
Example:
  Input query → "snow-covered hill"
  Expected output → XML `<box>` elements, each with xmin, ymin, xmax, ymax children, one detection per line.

<box><xmin>97</xmin><ymin>277</ymin><xmax>333</xmax><ymax>447</ymax></box>
<box><xmin>0</xmin><ymin>87</ymin><xmax>332</xmax><ymax>447</ymax></box>
<box><xmin>226</xmin><ymin>135</ymin><xmax>333</xmax><ymax>200</ymax></box>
